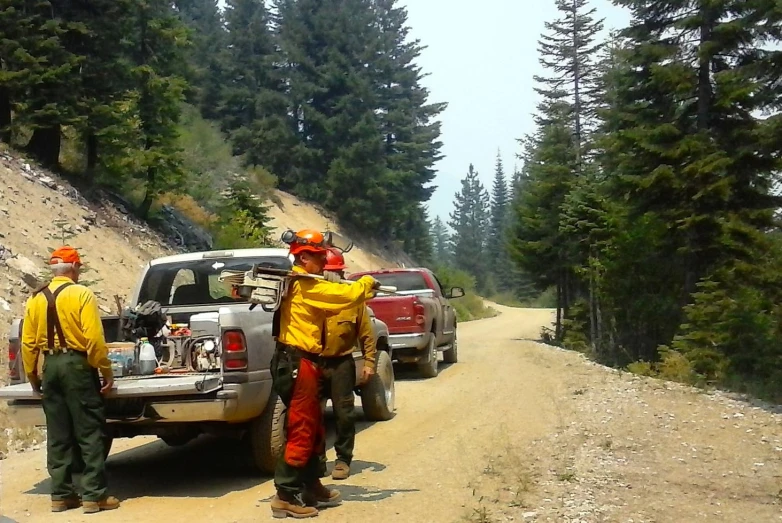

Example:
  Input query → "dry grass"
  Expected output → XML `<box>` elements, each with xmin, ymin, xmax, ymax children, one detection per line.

<box><xmin>463</xmin><ymin>431</ymin><xmax>542</xmax><ymax>522</ymax></box>
<box><xmin>157</xmin><ymin>193</ymin><xmax>218</xmax><ymax>229</ymax></box>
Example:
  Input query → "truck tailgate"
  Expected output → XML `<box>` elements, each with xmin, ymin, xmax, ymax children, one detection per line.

<box><xmin>0</xmin><ymin>374</ymin><xmax>222</xmax><ymax>400</ymax></box>
<box><xmin>368</xmin><ymin>295</ymin><xmax>424</xmax><ymax>334</ymax></box>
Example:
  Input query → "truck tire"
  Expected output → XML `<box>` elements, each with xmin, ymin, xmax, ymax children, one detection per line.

<box><xmin>418</xmin><ymin>334</ymin><xmax>439</xmax><ymax>379</ymax></box>
<box><xmin>442</xmin><ymin>328</ymin><xmax>458</xmax><ymax>364</ymax></box>
<box><xmin>248</xmin><ymin>392</ymin><xmax>286</xmax><ymax>475</ymax></box>
<box><xmin>361</xmin><ymin>351</ymin><xmax>395</xmax><ymax>421</ymax></box>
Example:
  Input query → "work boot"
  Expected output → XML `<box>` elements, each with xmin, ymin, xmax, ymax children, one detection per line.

<box><xmin>303</xmin><ymin>479</ymin><xmax>341</xmax><ymax>507</ymax></box>
<box><xmin>82</xmin><ymin>496</ymin><xmax>120</xmax><ymax>514</ymax></box>
<box><xmin>271</xmin><ymin>491</ymin><xmax>318</xmax><ymax>519</ymax></box>
<box><xmin>51</xmin><ymin>496</ymin><xmax>81</xmax><ymax>512</ymax></box>
<box><xmin>331</xmin><ymin>460</ymin><xmax>350</xmax><ymax>480</ymax></box>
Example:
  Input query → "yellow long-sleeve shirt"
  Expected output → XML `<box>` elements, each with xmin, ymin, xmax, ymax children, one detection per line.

<box><xmin>22</xmin><ymin>276</ymin><xmax>112</xmax><ymax>379</ymax></box>
<box><xmin>322</xmin><ymin>305</ymin><xmax>376</xmax><ymax>370</ymax></box>
<box><xmin>277</xmin><ymin>266</ymin><xmax>376</xmax><ymax>354</ymax></box>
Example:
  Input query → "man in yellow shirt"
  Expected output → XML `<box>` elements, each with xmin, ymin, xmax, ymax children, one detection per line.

<box><xmin>21</xmin><ymin>246</ymin><xmax>119</xmax><ymax>514</ymax></box>
<box><xmin>318</xmin><ymin>248</ymin><xmax>375</xmax><ymax>481</ymax></box>
<box><xmin>271</xmin><ymin>230</ymin><xmax>379</xmax><ymax>519</ymax></box>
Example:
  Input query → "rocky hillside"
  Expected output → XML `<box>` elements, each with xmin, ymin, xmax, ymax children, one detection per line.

<box><xmin>0</xmin><ymin>148</ymin><xmax>404</xmax><ymax>386</ymax></box>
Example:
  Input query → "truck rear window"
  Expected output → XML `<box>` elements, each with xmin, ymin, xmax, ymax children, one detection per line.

<box><xmin>137</xmin><ymin>256</ymin><xmax>292</xmax><ymax>306</ymax></box>
<box><xmin>354</xmin><ymin>272</ymin><xmax>429</xmax><ymax>292</ymax></box>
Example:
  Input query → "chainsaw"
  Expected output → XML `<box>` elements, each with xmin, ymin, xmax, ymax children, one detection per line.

<box><xmin>218</xmin><ymin>264</ymin><xmax>398</xmax><ymax>311</ymax></box>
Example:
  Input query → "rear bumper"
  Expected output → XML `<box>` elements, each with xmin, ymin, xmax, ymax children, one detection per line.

<box><xmin>388</xmin><ymin>333</ymin><xmax>430</xmax><ymax>351</ymax></box>
<box><xmin>5</xmin><ymin>381</ymin><xmax>272</xmax><ymax>427</ymax></box>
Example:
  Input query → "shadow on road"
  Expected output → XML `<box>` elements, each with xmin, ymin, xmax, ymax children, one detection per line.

<box><xmin>393</xmin><ymin>361</ymin><xmax>455</xmax><ymax>382</ymax></box>
<box><xmin>258</xmin><ymin>483</ymin><xmax>419</xmax><ymax>504</ymax></box>
<box><xmin>23</xmin><ymin>412</ymin><xmax>386</xmax><ymax>500</ymax></box>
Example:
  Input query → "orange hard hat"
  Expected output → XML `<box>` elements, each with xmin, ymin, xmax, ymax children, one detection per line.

<box><xmin>49</xmin><ymin>246</ymin><xmax>81</xmax><ymax>266</ymax></box>
<box><xmin>283</xmin><ymin>229</ymin><xmax>328</xmax><ymax>256</ymax></box>
<box><xmin>324</xmin><ymin>248</ymin><xmax>346</xmax><ymax>271</ymax></box>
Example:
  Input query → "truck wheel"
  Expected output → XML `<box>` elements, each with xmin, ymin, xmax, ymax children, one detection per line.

<box><xmin>361</xmin><ymin>351</ymin><xmax>395</xmax><ymax>421</ymax></box>
<box><xmin>442</xmin><ymin>329</ymin><xmax>458</xmax><ymax>364</ymax></box>
<box><xmin>248</xmin><ymin>392</ymin><xmax>286</xmax><ymax>475</ymax></box>
<box><xmin>418</xmin><ymin>334</ymin><xmax>439</xmax><ymax>379</ymax></box>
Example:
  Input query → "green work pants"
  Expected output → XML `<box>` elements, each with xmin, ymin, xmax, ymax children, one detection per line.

<box><xmin>319</xmin><ymin>355</ymin><xmax>357</xmax><ymax>466</ymax></box>
<box><xmin>41</xmin><ymin>350</ymin><xmax>108</xmax><ymax>502</ymax></box>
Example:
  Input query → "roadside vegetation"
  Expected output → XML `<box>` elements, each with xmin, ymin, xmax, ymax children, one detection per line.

<box><xmin>433</xmin><ymin>265</ymin><xmax>497</xmax><ymax>322</ymax></box>
<box><xmin>506</xmin><ymin>0</ymin><xmax>782</xmax><ymax>403</ymax></box>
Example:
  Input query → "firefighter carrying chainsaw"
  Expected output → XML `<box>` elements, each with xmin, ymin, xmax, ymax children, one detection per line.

<box><xmin>269</xmin><ymin>229</ymin><xmax>381</xmax><ymax>519</ymax></box>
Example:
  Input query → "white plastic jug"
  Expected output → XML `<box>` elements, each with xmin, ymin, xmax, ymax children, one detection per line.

<box><xmin>138</xmin><ymin>339</ymin><xmax>157</xmax><ymax>375</ymax></box>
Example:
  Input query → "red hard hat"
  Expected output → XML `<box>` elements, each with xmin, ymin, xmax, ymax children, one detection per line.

<box><xmin>286</xmin><ymin>229</ymin><xmax>328</xmax><ymax>256</ymax></box>
<box><xmin>324</xmin><ymin>248</ymin><xmax>346</xmax><ymax>271</ymax></box>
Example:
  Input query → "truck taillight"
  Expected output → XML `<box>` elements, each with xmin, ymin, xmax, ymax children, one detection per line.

<box><xmin>413</xmin><ymin>301</ymin><xmax>425</xmax><ymax>326</ymax></box>
<box><xmin>222</xmin><ymin>330</ymin><xmax>248</xmax><ymax>371</ymax></box>
<box><xmin>8</xmin><ymin>341</ymin><xmax>19</xmax><ymax>380</ymax></box>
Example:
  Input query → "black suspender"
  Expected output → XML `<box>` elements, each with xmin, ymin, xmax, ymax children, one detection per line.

<box><xmin>40</xmin><ymin>282</ymin><xmax>74</xmax><ymax>350</ymax></box>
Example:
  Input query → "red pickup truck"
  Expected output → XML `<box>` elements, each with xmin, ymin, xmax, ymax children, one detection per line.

<box><xmin>348</xmin><ymin>268</ymin><xmax>464</xmax><ymax>378</ymax></box>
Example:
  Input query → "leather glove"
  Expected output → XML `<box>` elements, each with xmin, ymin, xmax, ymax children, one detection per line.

<box><xmin>323</xmin><ymin>271</ymin><xmax>342</xmax><ymax>283</ymax></box>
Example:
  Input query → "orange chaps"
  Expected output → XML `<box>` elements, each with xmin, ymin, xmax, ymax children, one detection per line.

<box><xmin>283</xmin><ymin>358</ymin><xmax>325</xmax><ymax>467</ymax></box>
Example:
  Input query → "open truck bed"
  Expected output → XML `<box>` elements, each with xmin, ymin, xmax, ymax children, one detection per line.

<box><xmin>0</xmin><ymin>373</ymin><xmax>223</xmax><ymax>400</ymax></box>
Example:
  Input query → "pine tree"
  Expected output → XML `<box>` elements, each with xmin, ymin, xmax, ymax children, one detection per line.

<box><xmin>129</xmin><ymin>0</ymin><xmax>189</xmax><ymax>218</ymax></box>
<box><xmin>534</xmin><ymin>0</ymin><xmax>604</xmax><ymax>165</ymax></box>
<box><xmin>596</xmin><ymin>0</ymin><xmax>782</xmax><ymax>365</ymax></box>
<box><xmin>0</xmin><ymin>1</ymin><xmax>87</xmax><ymax>166</ymax></box>
<box><xmin>371</xmin><ymin>0</ymin><xmax>446</xmax><ymax>242</ymax></box>
<box><xmin>509</xmin><ymin>100</ymin><xmax>577</xmax><ymax>339</ymax></box>
<box><xmin>403</xmin><ymin>204</ymin><xmax>433</xmax><ymax>266</ymax></box>
<box><xmin>215</xmin><ymin>171</ymin><xmax>275</xmax><ymax>248</ymax></box>
<box><xmin>222</xmin><ymin>0</ymin><xmax>293</xmax><ymax>180</ymax></box>
<box><xmin>174</xmin><ymin>0</ymin><xmax>227</xmax><ymax>121</ymax></box>
<box><xmin>431</xmin><ymin>216</ymin><xmax>451</xmax><ymax>265</ymax></box>
<box><xmin>488</xmin><ymin>150</ymin><xmax>510</xmax><ymax>288</ymax></box>
<box><xmin>67</xmin><ymin>0</ymin><xmax>138</xmax><ymax>178</ymax></box>
<box><xmin>449</xmin><ymin>164</ymin><xmax>491</xmax><ymax>291</ymax></box>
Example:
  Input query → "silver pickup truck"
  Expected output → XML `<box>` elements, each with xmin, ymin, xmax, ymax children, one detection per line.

<box><xmin>1</xmin><ymin>248</ymin><xmax>395</xmax><ymax>474</ymax></box>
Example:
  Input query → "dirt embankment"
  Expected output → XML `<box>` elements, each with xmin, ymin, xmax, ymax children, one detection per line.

<box><xmin>266</xmin><ymin>189</ymin><xmax>414</xmax><ymax>273</ymax></box>
<box><xmin>0</xmin><ymin>149</ymin><xmax>403</xmax><ymax>382</ymax></box>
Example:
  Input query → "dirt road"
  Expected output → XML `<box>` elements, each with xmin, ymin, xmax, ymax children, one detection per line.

<box><xmin>1</xmin><ymin>305</ymin><xmax>780</xmax><ymax>523</ymax></box>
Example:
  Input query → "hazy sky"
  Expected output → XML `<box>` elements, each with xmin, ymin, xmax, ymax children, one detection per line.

<box><xmin>398</xmin><ymin>0</ymin><xmax>631</xmax><ymax>223</ymax></box>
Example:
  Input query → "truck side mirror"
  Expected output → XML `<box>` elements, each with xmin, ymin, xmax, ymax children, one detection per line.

<box><xmin>447</xmin><ymin>287</ymin><xmax>465</xmax><ymax>299</ymax></box>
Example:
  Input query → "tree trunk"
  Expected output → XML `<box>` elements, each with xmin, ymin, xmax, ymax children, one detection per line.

<box><xmin>0</xmin><ymin>85</ymin><xmax>11</xmax><ymax>143</ymax></box>
<box><xmin>697</xmin><ymin>8</ymin><xmax>714</xmax><ymax>132</ymax></box>
<box><xmin>555</xmin><ymin>272</ymin><xmax>563</xmax><ymax>341</ymax></box>
<box><xmin>138</xmin><ymin>184</ymin><xmax>154</xmax><ymax>219</ymax></box>
<box><xmin>26</xmin><ymin>125</ymin><xmax>62</xmax><ymax>167</ymax></box>
<box><xmin>588</xmin><ymin>259</ymin><xmax>597</xmax><ymax>355</ymax></box>
<box><xmin>137</xmin><ymin>159</ymin><xmax>157</xmax><ymax>218</ymax></box>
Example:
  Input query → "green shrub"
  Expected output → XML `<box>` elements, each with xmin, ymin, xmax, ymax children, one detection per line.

<box><xmin>433</xmin><ymin>265</ymin><xmax>498</xmax><ymax>322</ymax></box>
